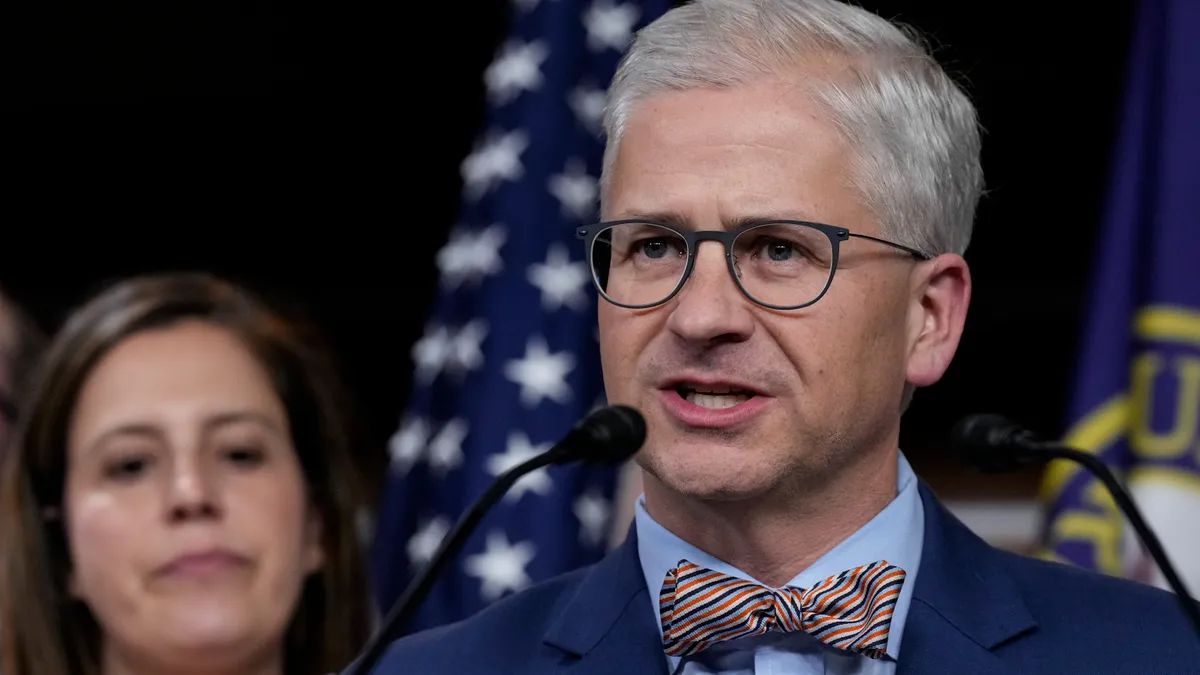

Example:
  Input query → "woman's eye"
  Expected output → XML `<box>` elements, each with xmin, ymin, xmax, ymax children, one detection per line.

<box><xmin>224</xmin><ymin>445</ymin><xmax>266</xmax><ymax>466</ymax></box>
<box><xmin>103</xmin><ymin>455</ymin><xmax>151</xmax><ymax>481</ymax></box>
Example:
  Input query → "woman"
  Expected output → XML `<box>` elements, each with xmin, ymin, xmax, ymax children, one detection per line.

<box><xmin>0</xmin><ymin>273</ymin><xmax>373</xmax><ymax>675</ymax></box>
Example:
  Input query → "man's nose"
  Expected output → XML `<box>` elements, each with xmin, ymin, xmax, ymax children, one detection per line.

<box><xmin>665</xmin><ymin>240</ymin><xmax>755</xmax><ymax>345</ymax></box>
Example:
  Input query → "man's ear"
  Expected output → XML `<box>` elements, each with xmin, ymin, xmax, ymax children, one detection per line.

<box><xmin>906</xmin><ymin>253</ymin><xmax>971</xmax><ymax>388</ymax></box>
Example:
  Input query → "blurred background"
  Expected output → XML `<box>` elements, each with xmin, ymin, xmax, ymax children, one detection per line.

<box><xmin>4</xmin><ymin>0</ymin><xmax>1195</xmax><ymax>632</ymax></box>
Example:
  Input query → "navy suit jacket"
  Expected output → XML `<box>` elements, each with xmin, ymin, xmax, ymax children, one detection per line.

<box><xmin>363</xmin><ymin>483</ymin><xmax>1200</xmax><ymax>674</ymax></box>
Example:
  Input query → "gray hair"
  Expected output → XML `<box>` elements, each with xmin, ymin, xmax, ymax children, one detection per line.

<box><xmin>601</xmin><ymin>0</ymin><xmax>983</xmax><ymax>256</ymax></box>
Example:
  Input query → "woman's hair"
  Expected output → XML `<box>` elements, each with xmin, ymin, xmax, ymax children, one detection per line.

<box><xmin>0</xmin><ymin>272</ymin><xmax>373</xmax><ymax>675</ymax></box>
<box><xmin>0</xmin><ymin>286</ymin><xmax>47</xmax><ymax>426</ymax></box>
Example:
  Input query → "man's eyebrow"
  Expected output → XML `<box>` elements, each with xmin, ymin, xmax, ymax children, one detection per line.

<box><xmin>607</xmin><ymin>210</ymin><xmax>690</xmax><ymax>228</ymax></box>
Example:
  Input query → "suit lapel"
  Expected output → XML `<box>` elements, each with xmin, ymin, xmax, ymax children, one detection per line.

<box><xmin>900</xmin><ymin>600</ymin><xmax>1021</xmax><ymax>675</ymax></box>
<box><xmin>898</xmin><ymin>483</ymin><xmax>1038</xmax><ymax>675</ymax></box>
<box><xmin>542</xmin><ymin>483</ymin><xmax>1040</xmax><ymax>675</ymax></box>
<box><xmin>542</xmin><ymin>527</ymin><xmax>669</xmax><ymax>675</ymax></box>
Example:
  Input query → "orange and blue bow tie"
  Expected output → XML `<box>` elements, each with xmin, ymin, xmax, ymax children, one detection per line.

<box><xmin>659</xmin><ymin>559</ymin><xmax>906</xmax><ymax>659</ymax></box>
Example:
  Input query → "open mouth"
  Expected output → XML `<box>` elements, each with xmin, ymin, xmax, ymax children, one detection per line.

<box><xmin>675</xmin><ymin>384</ymin><xmax>757</xmax><ymax>409</ymax></box>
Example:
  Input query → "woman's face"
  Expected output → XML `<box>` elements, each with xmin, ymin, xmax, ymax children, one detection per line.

<box><xmin>64</xmin><ymin>320</ymin><xmax>323</xmax><ymax>672</ymax></box>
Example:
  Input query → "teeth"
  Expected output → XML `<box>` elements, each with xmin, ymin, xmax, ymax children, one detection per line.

<box><xmin>685</xmin><ymin>392</ymin><xmax>752</xmax><ymax>409</ymax></box>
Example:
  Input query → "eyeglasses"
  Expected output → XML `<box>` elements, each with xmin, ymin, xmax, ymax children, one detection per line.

<box><xmin>576</xmin><ymin>219</ymin><xmax>930</xmax><ymax>310</ymax></box>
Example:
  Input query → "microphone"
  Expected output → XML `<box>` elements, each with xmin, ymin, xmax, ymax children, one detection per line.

<box><xmin>345</xmin><ymin>404</ymin><xmax>647</xmax><ymax>674</ymax></box>
<box><xmin>950</xmin><ymin>413</ymin><xmax>1200</xmax><ymax>641</ymax></box>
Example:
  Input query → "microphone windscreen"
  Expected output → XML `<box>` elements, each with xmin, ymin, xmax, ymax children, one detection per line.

<box><xmin>949</xmin><ymin>413</ymin><xmax>1039</xmax><ymax>473</ymax></box>
<box><xmin>572</xmin><ymin>405</ymin><xmax>646</xmax><ymax>464</ymax></box>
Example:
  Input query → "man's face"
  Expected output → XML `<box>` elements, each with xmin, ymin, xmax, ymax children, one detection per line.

<box><xmin>598</xmin><ymin>74</ymin><xmax>955</xmax><ymax>504</ymax></box>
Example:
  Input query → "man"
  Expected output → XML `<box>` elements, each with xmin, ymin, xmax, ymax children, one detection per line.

<box><xmin>367</xmin><ymin>1</ymin><xmax>1199</xmax><ymax>672</ymax></box>
<box><xmin>0</xmin><ymin>286</ymin><xmax>44</xmax><ymax>450</ymax></box>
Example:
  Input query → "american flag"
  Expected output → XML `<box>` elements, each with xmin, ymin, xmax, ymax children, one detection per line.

<box><xmin>370</xmin><ymin>0</ymin><xmax>670</xmax><ymax>632</ymax></box>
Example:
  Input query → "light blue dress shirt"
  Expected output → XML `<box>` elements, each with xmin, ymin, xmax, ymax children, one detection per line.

<box><xmin>635</xmin><ymin>453</ymin><xmax>925</xmax><ymax>675</ymax></box>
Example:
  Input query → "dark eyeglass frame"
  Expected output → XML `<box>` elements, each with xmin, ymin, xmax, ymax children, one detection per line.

<box><xmin>575</xmin><ymin>219</ymin><xmax>931</xmax><ymax>311</ymax></box>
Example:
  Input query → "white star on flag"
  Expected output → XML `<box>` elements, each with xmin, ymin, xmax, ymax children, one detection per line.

<box><xmin>388</xmin><ymin>416</ymin><xmax>429</xmax><ymax>474</ymax></box>
<box><xmin>548</xmin><ymin>157</ymin><xmax>599</xmax><ymax>220</ymax></box>
<box><xmin>504</xmin><ymin>336</ymin><xmax>576</xmax><ymax>407</ymax></box>
<box><xmin>436</xmin><ymin>224</ymin><xmax>507</xmax><ymax>289</ymax></box>
<box><xmin>411</xmin><ymin>321</ymin><xmax>490</xmax><ymax>384</ymax></box>
<box><xmin>412</xmin><ymin>326</ymin><xmax>453</xmax><ymax>384</ymax></box>
<box><xmin>389</xmin><ymin>416</ymin><xmax>469</xmax><ymax>476</ymax></box>
<box><xmin>487</xmin><ymin>431</ymin><xmax>555</xmax><ymax>501</ymax></box>
<box><xmin>527</xmin><ymin>242</ymin><xmax>591</xmax><ymax>312</ymax></box>
<box><xmin>461</xmin><ymin>130</ymin><xmax>529</xmax><ymax>199</ymax></box>
<box><xmin>448</xmin><ymin>319</ymin><xmax>489</xmax><ymax>374</ymax></box>
<box><xmin>407</xmin><ymin>516</ymin><xmax>451</xmax><ymax>571</ymax></box>
<box><xmin>569</xmin><ymin>84</ymin><xmax>607</xmax><ymax>135</ymax></box>
<box><xmin>485</xmin><ymin>40</ymin><xmax>550</xmax><ymax>105</ymax></box>
<box><xmin>464</xmin><ymin>531</ymin><xmax>537</xmax><ymax>602</ymax></box>
<box><xmin>426</xmin><ymin>418</ymin><xmax>469</xmax><ymax>475</ymax></box>
<box><xmin>584</xmin><ymin>0</ymin><xmax>640</xmax><ymax>52</ymax></box>
<box><xmin>573</xmin><ymin>490</ymin><xmax>611</xmax><ymax>547</ymax></box>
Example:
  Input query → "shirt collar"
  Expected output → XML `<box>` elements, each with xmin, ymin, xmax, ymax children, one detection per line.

<box><xmin>635</xmin><ymin>452</ymin><xmax>925</xmax><ymax>666</ymax></box>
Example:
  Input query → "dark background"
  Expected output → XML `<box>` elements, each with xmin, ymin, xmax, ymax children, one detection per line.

<box><xmin>1</xmin><ymin>1</ymin><xmax>1138</xmax><ymax>499</ymax></box>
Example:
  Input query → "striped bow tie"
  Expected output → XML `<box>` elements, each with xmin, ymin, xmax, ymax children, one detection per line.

<box><xmin>659</xmin><ymin>559</ymin><xmax>906</xmax><ymax>659</ymax></box>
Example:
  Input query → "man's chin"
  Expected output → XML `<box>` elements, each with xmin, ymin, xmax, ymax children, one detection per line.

<box><xmin>640</xmin><ymin>452</ymin><xmax>779</xmax><ymax>503</ymax></box>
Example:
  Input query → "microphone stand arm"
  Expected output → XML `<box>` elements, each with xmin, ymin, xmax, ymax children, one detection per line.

<box><xmin>1036</xmin><ymin>442</ymin><xmax>1200</xmax><ymax>640</ymax></box>
<box><xmin>347</xmin><ymin>451</ymin><xmax>557</xmax><ymax>674</ymax></box>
